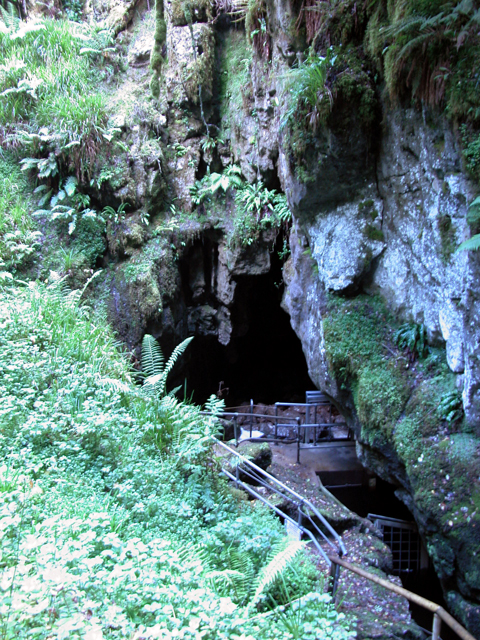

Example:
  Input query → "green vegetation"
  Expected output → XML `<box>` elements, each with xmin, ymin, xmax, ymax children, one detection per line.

<box><xmin>457</xmin><ymin>196</ymin><xmax>480</xmax><ymax>252</ymax></box>
<box><xmin>323</xmin><ymin>295</ymin><xmax>410</xmax><ymax>443</ymax></box>
<box><xmin>323</xmin><ymin>290</ymin><xmax>480</xmax><ymax>552</ymax></box>
<box><xmin>150</xmin><ymin>0</ymin><xmax>166</xmax><ymax>96</ymax></box>
<box><xmin>0</xmin><ymin>153</ymin><xmax>40</xmax><ymax>272</ymax></box>
<box><xmin>365</xmin><ymin>0</ymin><xmax>480</xmax><ymax>117</ymax></box>
<box><xmin>280</xmin><ymin>45</ymin><xmax>377</xmax><ymax>170</ymax></box>
<box><xmin>0</xmin><ymin>278</ymin><xmax>356</xmax><ymax>639</ymax></box>
<box><xmin>218</xmin><ymin>29</ymin><xmax>252</xmax><ymax>132</ymax></box>
<box><xmin>188</xmin><ymin>165</ymin><xmax>291</xmax><ymax>247</ymax></box>
<box><xmin>141</xmin><ymin>333</ymin><xmax>193</xmax><ymax>398</ymax></box>
<box><xmin>394</xmin><ymin>322</ymin><xmax>428</xmax><ymax>361</ymax></box>
<box><xmin>281</xmin><ymin>52</ymin><xmax>334</xmax><ymax>132</ymax></box>
<box><xmin>0</xmin><ymin>14</ymin><xmax>115</xmax><ymax>178</ymax></box>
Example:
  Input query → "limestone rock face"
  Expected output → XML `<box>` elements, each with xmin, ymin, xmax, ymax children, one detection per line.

<box><xmin>164</xmin><ymin>22</ymin><xmax>215</xmax><ymax>106</ymax></box>
<box><xmin>371</xmin><ymin>110</ymin><xmax>472</xmax><ymax>345</ymax></box>
<box><xmin>281</xmin><ymin>107</ymin><xmax>480</xmax><ymax>634</ymax></box>
<box><xmin>306</xmin><ymin>195</ymin><xmax>385</xmax><ymax>292</ymax></box>
<box><xmin>85</xmin><ymin>0</ymin><xmax>139</xmax><ymax>32</ymax></box>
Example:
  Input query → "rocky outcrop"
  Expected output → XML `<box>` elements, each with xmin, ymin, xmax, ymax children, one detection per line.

<box><xmin>280</xmin><ymin>106</ymin><xmax>480</xmax><ymax>634</ymax></box>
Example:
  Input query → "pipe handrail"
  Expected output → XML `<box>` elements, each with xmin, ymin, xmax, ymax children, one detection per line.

<box><xmin>214</xmin><ymin>438</ymin><xmax>347</xmax><ymax>560</ymax></box>
<box><xmin>328</xmin><ymin>556</ymin><xmax>476</xmax><ymax>640</ymax></box>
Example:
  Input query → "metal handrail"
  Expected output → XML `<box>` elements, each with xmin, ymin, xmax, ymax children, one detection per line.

<box><xmin>203</xmin><ymin>409</ymin><xmax>351</xmax><ymax>462</ymax></box>
<box><xmin>212</xmin><ymin>435</ymin><xmax>474</xmax><ymax>640</ymax></box>
<box><xmin>214</xmin><ymin>438</ymin><xmax>347</xmax><ymax>565</ymax></box>
<box><xmin>328</xmin><ymin>556</ymin><xmax>476</xmax><ymax>640</ymax></box>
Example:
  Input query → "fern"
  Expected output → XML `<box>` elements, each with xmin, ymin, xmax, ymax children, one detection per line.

<box><xmin>457</xmin><ymin>233</ymin><xmax>480</xmax><ymax>252</ymax></box>
<box><xmin>394</xmin><ymin>322</ymin><xmax>428</xmax><ymax>360</ymax></box>
<box><xmin>0</xmin><ymin>2</ymin><xmax>20</xmax><ymax>32</ymax></box>
<box><xmin>250</xmin><ymin>538</ymin><xmax>305</xmax><ymax>608</ymax></box>
<box><xmin>142</xmin><ymin>335</ymin><xmax>193</xmax><ymax>398</ymax></box>
<box><xmin>141</xmin><ymin>334</ymin><xmax>165</xmax><ymax>379</ymax></box>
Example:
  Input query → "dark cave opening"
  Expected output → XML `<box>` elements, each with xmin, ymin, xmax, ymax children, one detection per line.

<box><xmin>183</xmin><ymin>235</ymin><xmax>314</xmax><ymax>406</ymax></box>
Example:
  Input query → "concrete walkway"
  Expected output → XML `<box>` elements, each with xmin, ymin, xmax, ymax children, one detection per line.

<box><xmin>268</xmin><ymin>440</ymin><xmax>366</xmax><ymax>485</ymax></box>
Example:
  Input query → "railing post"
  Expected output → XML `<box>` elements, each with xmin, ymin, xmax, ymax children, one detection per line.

<box><xmin>235</xmin><ymin>462</ymin><xmax>239</xmax><ymax>487</ymax></box>
<box><xmin>250</xmin><ymin>399</ymin><xmax>253</xmax><ymax>437</ymax></box>
<box><xmin>234</xmin><ymin>414</ymin><xmax>238</xmax><ymax>447</ymax></box>
<box><xmin>328</xmin><ymin>560</ymin><xmax>341</xmax><ymax>599</ymax></box>
<box><xmin>275</xmin><ymin>403</ymin><xmax>278</xmax><ymax>439</ymax></box>
<box><xmin>296</xmin><ymin>417</ymin><xmax>301</xmax><ymax>464</ymax></box>
<box><xmin>298</xmin><ymin>501</ymin><xmax>303</xmax><ymax>529</ymax></box>
<box><xmin>432</xmin><ymin>613</ymin><xmax>441</xmax><ymax>640</ymax></box>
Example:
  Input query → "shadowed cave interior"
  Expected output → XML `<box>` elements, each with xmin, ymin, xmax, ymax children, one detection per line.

<box><xmin>180</xmin><ymin>238</ymin><xmax>314</xmax><ymax>406</ymax></box>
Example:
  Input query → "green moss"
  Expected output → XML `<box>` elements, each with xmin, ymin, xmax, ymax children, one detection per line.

<box><xmin>364</xmin><ymin>0</ymin><xmax>480</xmax><ymax>131</ymax></box>
<box><xmin>150</xmin><ymin>49</ymin><xmax>163</xmax><ymax>73</ymax></box>
<box><xmin>331</xmin><ymin>46</ymin><xmax>378</xmax><ymax>130</ymax></box>
<box><xmin>364</xmin><ymin>225</ymin><xmax>384</xmax><ymax>241</ymax></box>
<box><xmin>182</xmin><ymin>26</ymin><xmax>215</xmax><ymax>105</ymax></box>
<box><xmin>356</xmin><ymin>363</ymin><xmax>408</xmax><ymax>439</ymax></box>
<box><xmin>358</xmin><ymin>199</ymin><xmax>376</xmax><ymax>218</ymax></box>
<box><xmin>150</xmin><ymin>0</ymin><xmax>166</xmax><ymax>95</ymax></box>
<box><xmin>237</xmin><ymin>441</ymin><xmax>272</xmax><ymax>470</ymax></box>
<box><xmin>438</xmin><ymin>214</ymin><xmax>456</xmax><ymax>263</ymax></box>
<box><xmin>170</xmin><ymin>0</ymin><xmax>211</xmax><ymax>26</ymax></box>
<box><xmin>323</xmin><ymin>294</ymin><xmax>410</xmax><ymax>441</ymax></box>
<box><xmin>218</xmin><ymin>30</ymin><xmax>252</xmax><ymax>132</ymax></box>
<box><xmin>71</xmin><ymin>216</ymin><xmax>106</xmax><ymax>267</ymax></box>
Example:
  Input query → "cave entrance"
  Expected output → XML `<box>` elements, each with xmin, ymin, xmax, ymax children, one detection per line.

<box><xmin>184</xmin><ymin>235</ymin><xmax>314</xmax><ymax>406</ymax></box>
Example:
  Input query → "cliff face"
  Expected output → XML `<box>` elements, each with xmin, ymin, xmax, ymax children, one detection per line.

<box><xmin>70</xmin><ymin>0</ymin><xmax>480</xmax><ymax>631</ymax></box>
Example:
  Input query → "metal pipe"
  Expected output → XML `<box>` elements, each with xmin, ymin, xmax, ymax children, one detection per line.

<box><xmin>221</xmin><ymin>468</ymin><xmax>332</xmax><ymax>566</ymax></box>
<box><xmin>250</xmin><ymin>399</ymin><xmax>253</xmax><ymax>437</ymax></box>
<box><xmin>432</xmin><ymin>613</ymin><xmax>441</xmax><ymax>640</ymax></box>
<box><xmin>297</xmin><ymin>419</ymin><xmax>301</xmax><ymax>464</ymax></box>
<box><xmin>214</xmin><ymin>438</ymin><xmax>347</xmax><ymax>557</ymax></box>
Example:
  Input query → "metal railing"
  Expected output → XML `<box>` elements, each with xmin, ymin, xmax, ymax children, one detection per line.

<box><xmin>328</xmin><ymin>556</ymin><xmax>476</xmax><ymax>640</ymax></box>
<box><xmin>213</xmin><ymin>436</ymin><xmax>476</xmax><ymax>640</ymax></box>
<box><xmin>215</xmin><ymin>438</ymin><xmax>347</xmax><ymax>566</ymax></box>
<box><xmin>207</xmin><ymin>402</ymin><xmax>352</xmax><ymax>463</ymax></box>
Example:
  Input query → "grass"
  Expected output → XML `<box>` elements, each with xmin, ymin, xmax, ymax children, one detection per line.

<box><xmin>0</xmin><ymin>153</ymin><xmax>39</xmax><ymax>271</ymax></box>
<box><xmin>0</xmin><ymin>17</ymin><xmax>110</xmax><ymax>176</ymax></box>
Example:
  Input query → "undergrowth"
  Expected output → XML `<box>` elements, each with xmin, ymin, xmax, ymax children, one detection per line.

<box><xmin>0</xmin><ymin>12</ymin><xmax>117</xmax><ymax>179</ymax></box>
<box><xmin>188</xmin><ymin>164</ymin><xmax>291</xmax><ymax>247</ymax></box>
<box><xmin>0</xmin><ymin>278</ymin><xmax>356</xmax><ymax>640</ymax></box>
<box><xmin>0</xmin><ymin>153</ymin><xmax>39</xmax><ymax>271</ymax></box>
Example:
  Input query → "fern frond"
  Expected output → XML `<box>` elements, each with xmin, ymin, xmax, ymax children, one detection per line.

<box><xmin>250</xmin><ymin>539</ymin><xmax>305</xmax><ymax>607</ymax></box>
<box><xmin>205</xmin><ymin>569</ymin><xmax>246</xmax><ymax>598</ymax></box>
<box><xmin>141</xmin><ymin>334</ymin><xmax>165</xmax><ymax>378</ymax></box>
<box><xmin>162</xmin><ymin>336</ymin><xmax>193</xmax><ymax>381</ymax></box>
<box><xmin>457</xmin><ymin>233</ymin><xmax>480</xmax><ymax>252</ymax></box>
<box><xmin>0</xmin><ymin>2</ymin><xmax>20</xmax><ymax>32</ymax></box>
